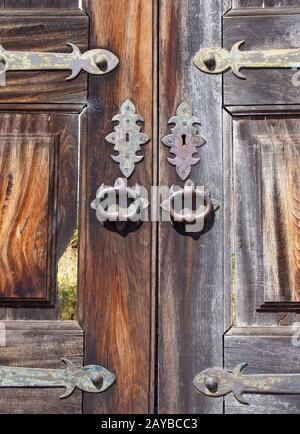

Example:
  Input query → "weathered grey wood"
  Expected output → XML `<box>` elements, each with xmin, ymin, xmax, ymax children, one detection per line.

<box><xmin>226</xmin><ymin>326</ymin><xmax>300</xmax><ymax>335</ymax></box>
<box><xmin>0</xmin><ymin>321</ymin><xmax>83</xmax><ymax>414</ymax></box>
<box><xmin>223</xmin><ymin>109</ymin><xmax>234</xmax><ymax>331</ymax></box>
<box><xmin>233</xmin><ymin>117</ymin><xmax>300</xmax><ymax>319</ymax></box>
<box><xmin>232</xmin><ymin>0</ymin><xmax>300</xmax><ymax>8</ymax></box>
<box><xmin>158</xmin><ymin>0</ymin><xmax>225</xmax><ymax>414</ymax></box>
<box><xmin>224</xmin><ymin>328</ymin><xmax>300</xmax><ymax>414</ymax></box>
<box><xmin>260</xmin><ymin>128</ymin><xmax>300</xmax><ymax>308</ymax></box>
<box><xmin>228</xmin><ymin>6</ymin><xmax>300</xmax><ymax>15</ymax></box>
<box><xmin>224</xmin><ymin>13</ymin><xmax>300</xmax><ymax>106</ymax></box>
<box><xmin>233</xmin><ymin>117</ymin><xmax>278</xmax><ymax>325</ymax></box>
<box><xmin>226</xmin><ymin>105</ymin><xmax>300</xmax><ymax>115</ymax></box>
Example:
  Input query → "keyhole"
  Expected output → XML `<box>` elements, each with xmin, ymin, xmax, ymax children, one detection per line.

<box><xmin>126</xmin><ymin>133</ymin><xmax>130</xmax><ymax>142</ymax></box>
<box><xmin>181</xmin><ymin>134</ymin><xmax>187</xmax><ymax>148</ymax></box>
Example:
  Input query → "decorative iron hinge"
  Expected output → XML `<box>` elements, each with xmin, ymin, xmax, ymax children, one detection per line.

<box><xmin>193</xmin><ymin>364</ymin><xmax>300</xmax><ymax>405</ymax></box>
<box><xmin>0</xmin><ymin>359</ymin><xmax>115</xmax><ymax>399</ymax></box>
<box><xmin>0</xmin><ymin>43</ymin><xmax>119</xmax><ymax>80</ymax></box>
<box><xmin>193</xmin><ymin>41</ymin><xmax>300</xmax><ymax>79</ymax></box>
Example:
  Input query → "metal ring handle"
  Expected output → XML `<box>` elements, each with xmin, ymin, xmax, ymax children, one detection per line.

<box><xmin>95</xmin><ymin>186</ymin><xmax>140</xmax><ymax>222</ymax></box>
<box><xmin>91</xmin><ymin>178</ymin><xmax>149</xmax><ymax>225</ymax></box>
<box><xmin>169</xmin><ymin>188</ymin><xmax>212</xmax><ymax>224</ymax></box>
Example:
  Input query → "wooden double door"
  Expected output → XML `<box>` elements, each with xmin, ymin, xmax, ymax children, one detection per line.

<box><xmin>0</xmin><ymin>0</ymin><xmax>300</xmax><ymax>414</ymax></box>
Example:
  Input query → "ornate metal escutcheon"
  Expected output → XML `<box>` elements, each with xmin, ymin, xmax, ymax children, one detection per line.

<box><xmin>193</xmin><ymin>363</ymin><xmax>300</xmax><ymax>405</ymax></box>
<box><xmin>193</xmin><ymin>41</ymin><xmax>300</xmax><ymax>79</ymax></box>
<box><xmin>91</xmin><ymin>178</ymin><xmax>149</xmax><ymax>228</ymax></box>
<box><xmin>106</xmin><ymin>99</ymin><xmax>150</xmax><ymax>178</ymax></box>
<box><xmin>0</xmin><ymin>359</ymin><xmax>115</xmax><ymax>399</ymax></box>
<box><xmin>0</xmin><ymin>43</ymin><xmax>119</xmax><ymax>80</ymax></box>
<box><xmin>161</xmin><ymin>180</ymin><xmax>212</xmax><ymax>229</ymax></box>
<box><xmin>162</xmin><ymin>101</ymin><xmax>206</xmax><ymax>181</ymax></box>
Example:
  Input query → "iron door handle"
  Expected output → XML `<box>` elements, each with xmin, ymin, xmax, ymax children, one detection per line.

<box><xmin>169</xmin><ymin>185</ymin><xmax>212</xmax><ymax>224</ymax></box>
<box><xmin>91</xmin><ymin>178</ymin><xmax>149</xmax><ymax>226</ymax></box>
<box><xmin>161</xmin><ymin>180</ymin><xmax>212</xmax><ymax>227</ymax></box>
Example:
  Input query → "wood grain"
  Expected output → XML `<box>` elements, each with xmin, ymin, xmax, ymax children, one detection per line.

<box><xmin>233</xmin><ymin>117</ymin><xmax>277</xmax><ymax>326</ymax></box>
<box><xmin>0</xmin><ymin>321</ymin><xmax>83</xmax><ymax>414</ymax></box>
<box><xmin>260</xmin><ymin>129</ymin><xmax>300</xmax><ymax>306</ymax></box>
<box><xmin>4</xmin><ymin>0</ymin><xmax>31</xmax><ymax>7</ymax></box>
<box><xmin>158</xmin><ymin>0</ymin><xmax>225</xmax><ymax>414</ymax></box>
<box><xmin>79</xmin><ymin>0</ymin><xmax>154</xmax><ymax>414</ymax></box>
<box><xmin>232</xmin><ymin>0</ymin><xmax>300</xmax><ymax>7</ymax></box>
<box><xmin>0</xmin><ymin>113</ymin><xmax>78</xmax><ymax>319</ymax></box>
<box><xmin>0</xmin><ymin>135</ymin><xmax>56</xmax><ymax>304</ymax></box>
<box><xmin>233</xmin><ymin>117</ymin><xmax>300</xmax><ymax>319</ymax></box>
<box><xmin>2</xmin><ymin>0</ymin><xmax>79</xmax><ymax>7</ymax></box>
<box><xmin>0</xmin><ymin>13</ymin><xmax>88</xmax><ymax>103</ymax></box>
<box><xmin>224</xmin><ymin>13</ymin><xmax>300</xmax><ymax>106</ymax></box>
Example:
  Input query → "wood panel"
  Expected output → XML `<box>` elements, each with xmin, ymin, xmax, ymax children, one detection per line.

<box><xmin>0</xmin><ymin>135</ymin><xmax>57</xmax><ymax>304</ymax></box>
<box><xmin>233</xmin><ymin>117</ymin><xmax>300</xmax><ymax>322</ymax></box>
<box><xmin>0</xmin><ymin>113</ymin><xmax>78</xmax><ymax>319</ymax></box>
<box><xmin>224</xmin><ymin>12</ymin><xmax>300</xmax><ymax>106</ymax></box>
<box><xmin>261</xmin><ymin>130</ymin><xmax>300</xmax><ymax>308</ymax></box>
<box><xmin>157</xmin><ymin>0</ymin><xmax>227</xmax><ymax>414</ymax></box>
<box><xmin>0</xmin><ymin>321</ymin><xmax>83</xmax><ymax>414</ymax></box>
<box><xmin>0</xmin><ymin>12</ymin><xmax>88</xmax><ymax>103</ymax></box>
<box><xmin>224</xmin><ymin>327</ymin><xmax>300</xmax><ymax>414</ymax></box>
<box><xmin>79</xmin><ymin>0</ymin><xmax>154</xmax><ymax>414</ymax></box>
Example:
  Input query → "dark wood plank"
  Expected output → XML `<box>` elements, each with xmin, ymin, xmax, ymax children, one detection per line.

<box><xmin>158</xmin><ymin>0</ymin><xmax>225</xmax><ymax>414</ymax></box>
<box><xmin>79</xmin><ymin>0</ymin><xmax>154</xmax><ymax>414</ymax></box>
<box><xmin>3</xmin><ymin>0</ymin><xmax>79</xmax><ymax>7</ymax></box>
<box><xmin>0</xmin><ymin>13</ymin><xmax>88</xmax><ymax>103</ymax></box>
<box><xmin>0</xmin><ymin>112</ymin><xmax>78</xmax><ymax>319</ymax></box>
<box><xmin>5</xmin><ymin>0</ymin><xmax>31</xmax><ymax>7</ymax></box>
<box><xmin>30</xmin><ymin>0</ymin><xmax>53</xmax><ymax>7</ymax></box>
<box><xmin>224</xmin><ymin>328</ymin><xmax>300</xmax><ymax>414</ymax></box>
<box><xmin>52</xmin><ymin>0</ymin><xmax>78</xmax><ymax>8</ymax></box>
<box><xmin>0</xmin><ymin>321</ymin><xmax>83</xmax><ymax>414</ymax></box>
<box><xmin>224</xmin><ymin>14</ymin><xmax>300</xmax><ymax>106</ymax></box>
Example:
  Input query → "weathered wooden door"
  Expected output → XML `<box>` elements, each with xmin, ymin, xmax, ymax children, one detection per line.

<box><xmin>2</xmin><ymin>0</ymin><xmax>300</xmax><ymax>415</ymax></box>
<box><xmin>216</xmin><ymin>0</ymin><xmax>300</xmax><ymax>414</ymax></box>
<box><xmin>0</xmin><ymin>0</ymin><xmax>116</xmax><ymax>414</ymax></box>
<box><xmin>192</xmin><ymin>0</ymin><xmax>300</xmax><ymax>415</ymax></box>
